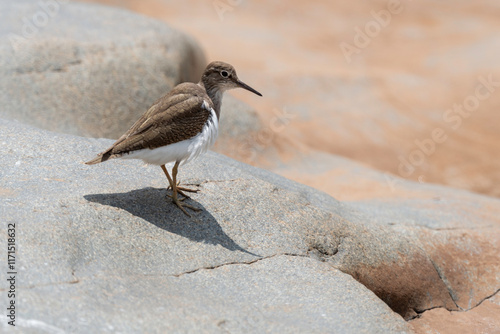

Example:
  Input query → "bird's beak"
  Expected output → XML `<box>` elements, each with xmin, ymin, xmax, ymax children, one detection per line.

<box><xmin>236</xmin><ymin>79</ymin><xmax>262</xmax><ymax>97</ymax></box>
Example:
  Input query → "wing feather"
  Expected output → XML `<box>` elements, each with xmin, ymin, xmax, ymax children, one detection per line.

<box><xmin>85</xmin><ymin>83</ymin><xmax>214</xmax><ymax>164</ymax></box>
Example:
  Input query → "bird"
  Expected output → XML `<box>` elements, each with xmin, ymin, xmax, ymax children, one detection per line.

<box><xmin>85</xmin><ymin>61</ymin><xmax>262</xmax><ymax>216</ymax></box>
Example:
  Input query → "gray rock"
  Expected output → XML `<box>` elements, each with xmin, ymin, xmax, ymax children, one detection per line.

<box><xmin>0</xmin><ymin>0</ymin><xmax>206</xmax><ymax>139</ymax></box>
<box><xmin>1</xmin><ymin>118</ymin><xmax>499</xmax><ymax>331</ymax></box>
<box><xmin>12</xmin><ymin>256</ymin><xmax>408</xmax><ymax>333</ymax></box>
<box><xmin>0</xmin><ymin>119</ymin><xmax>413</xmax><ymax>333</ymax></box>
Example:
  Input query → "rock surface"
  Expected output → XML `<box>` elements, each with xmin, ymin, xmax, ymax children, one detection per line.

<box><xmin>0</xmin><ymin>0</ymin><xmax>205</xmax><ymax>139</ymax></box>
<box><xmin>0</xmin><ymin>119</ymin><xmax>404</xmax><ymax>333</ymax></box>
<box><xmin>1</xmin><ymin>118</ymin><xmax>499</xmax><ymax>332</ymax></box>
<box><xmin>409</xmin><ymin>293</ymin><xmax>500</xmax><ymax>334</ymax></box>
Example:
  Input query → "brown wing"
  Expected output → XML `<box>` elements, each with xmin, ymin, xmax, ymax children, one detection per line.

<box><xmin>86</xmin><ymin>83</ymin><xmax>213</xmax><ymax>164</ymax></box>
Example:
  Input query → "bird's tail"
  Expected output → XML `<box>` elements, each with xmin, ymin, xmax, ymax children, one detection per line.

<box><xmin>85</xmin><ymin>152</ymin><xmax>112</xmax><ymax>165</ymax></box>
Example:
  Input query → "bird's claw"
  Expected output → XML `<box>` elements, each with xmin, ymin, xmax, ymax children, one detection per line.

<box><xmin>171</xmin><ymin>197</ymin><xmax>201</xmax><ymax>217</ymax></box>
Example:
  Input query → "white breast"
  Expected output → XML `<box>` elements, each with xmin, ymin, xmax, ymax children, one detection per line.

<box><xmin>121</xmin><ymin>101</ymin><xmax>219</xmax><ymax>166</ymax></box>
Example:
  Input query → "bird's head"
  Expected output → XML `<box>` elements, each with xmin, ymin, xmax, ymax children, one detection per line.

<box><xmin>201</xmin><ymin>61</ymin><xmax>262</xmax><ymax>97</ymax></box>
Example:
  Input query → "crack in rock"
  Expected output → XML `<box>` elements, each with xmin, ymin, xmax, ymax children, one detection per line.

<box><xmin>0</xmin><ymin>268</ymin><xmax>80</xmax><ymax>291</ymax></box>
<box><xmin>14</xmin><ymin>59</ymin><xmax>83</xmax><ymax>75</ymax></box>
<box><xmin>429</xmin><ymin>258</ymin><xmax>461</xmax><ymax>310</ymax></box>
<box><xmin>183</xmin><ymin>178</ymin><xmax>243</xmax><ymax>187</ymax></box>
<box><xmin>172</xmin><ymin>253</ymin><xmax>309</xmax><ymax>277</ymax></box>
<box><xmin>1</xmin><ymin>254</ymin><xmax>308</xmax><ymax>290</ymax></box>
<box><xmin>1</xmin><ymin>277</ymin><xmax>80</xmax><ymax>291</ymax></box>
<box><xmin>411</xmin><ymin>288</ymin><xmax>500</xmax><ymax>320</ymax></box>
<box><xmin>466</xmin><ymin>288</ymin><xmax>500</xmax><ymax>310</ymax></box>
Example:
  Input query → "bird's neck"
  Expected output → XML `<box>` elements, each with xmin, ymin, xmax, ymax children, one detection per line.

<box><xmin>199</xmin><ymin>81</ymin><xmax>223</xmax><ymax>119</ymax></box>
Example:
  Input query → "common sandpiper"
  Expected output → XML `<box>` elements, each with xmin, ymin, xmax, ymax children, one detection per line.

<box><xmin>86</xmin><ymin>61</ymin><xmax>262</xmax><ymax>216</ymax></box>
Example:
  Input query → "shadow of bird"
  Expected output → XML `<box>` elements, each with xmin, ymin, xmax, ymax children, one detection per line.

<box><xmin>84</xmin><ymin>187</ymin><xmax>260</xmax><ymax>257</ymax></box>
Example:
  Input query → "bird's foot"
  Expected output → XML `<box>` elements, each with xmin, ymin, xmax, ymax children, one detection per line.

<box><xmin>177</xmin><ymin>185</ymin><xmax>199</xmax><ymax>193</ymax></box>
<box><xmin>166</xmin><ymin>189</ymin><xmax>196</xmax><ymax>200</ymax></box>
<box><xmin>171</xmin><ymin>196</ymin><xmax>201</xmax><ymax>217</ymax></box>
<box><xmin>167</xmin><ymin>182</ymin><xmax>199</xmax><ymax>199</ymax></box>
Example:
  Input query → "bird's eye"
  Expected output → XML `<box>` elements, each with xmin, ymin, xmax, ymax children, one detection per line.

<box><xmin>220</xmin><ymin>70</ymin><xmax>229</xmax><ymax>78</ymax></box>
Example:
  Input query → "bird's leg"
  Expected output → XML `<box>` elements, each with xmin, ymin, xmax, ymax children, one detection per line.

<box><xmin>162</xmin><ymin>164</ymin><xmax>189</xmax><ymax>199</ymax></box>
<box><xmin>170</xmin><ymin>161</ymin><xmax>201</xmax><ymax>215</ymax></box>
<box><xmin>161</xmin><ymin>164</ymin><xmax>175</xmax><ymax>189</ymax></box>
<box><xmin>172</xmin><ymin>161</ymin><xmax>200</xmax><ymax>194</ymax></box>
<box><xmin>161</xmin><ymin>164</ymin><xmax>188</xmax><ymax>205</ymax></box>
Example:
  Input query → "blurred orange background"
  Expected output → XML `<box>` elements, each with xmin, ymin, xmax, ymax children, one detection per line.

<box><xmin>82</xmin><ymin>0</ymin><xmax>500</xmax><ymax>200</ymax></box>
